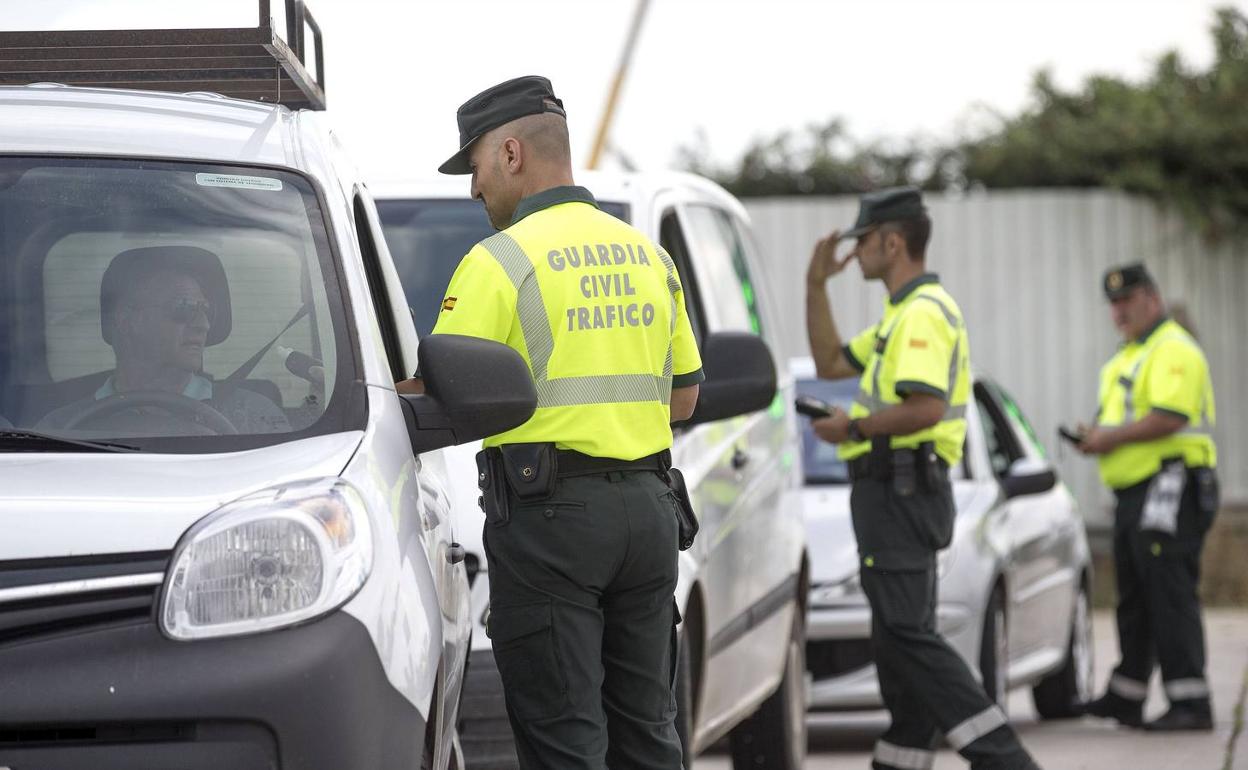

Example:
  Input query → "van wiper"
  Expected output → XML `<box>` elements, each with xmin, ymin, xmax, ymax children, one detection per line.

<box><xmin>0</xmin><ymin>429</ymin><xmax>140</xmax><ymax>453</ymax></box>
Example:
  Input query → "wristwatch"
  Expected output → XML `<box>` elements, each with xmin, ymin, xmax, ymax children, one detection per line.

<box><xmin>847</xmin><ymin>418</ymin><xmax>866</xmax><ymax>443</ymax></box>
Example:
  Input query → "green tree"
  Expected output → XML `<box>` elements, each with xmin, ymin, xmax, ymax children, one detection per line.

<box><xmin>679</xmin><ymin>7</ymin><xmax>1248</xmax><ymax>239</ymax></box>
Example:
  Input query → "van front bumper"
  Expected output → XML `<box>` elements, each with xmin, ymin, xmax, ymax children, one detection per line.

<box><xmin>0</xmin><ymin>611</ymin><xmax>425</xmax><ymax>769</ymax></box>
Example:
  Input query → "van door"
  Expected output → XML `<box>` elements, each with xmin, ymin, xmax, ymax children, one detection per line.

<box><xmin>353</xmin><ymin>188</ymin><xmax>465</xmax><ymax>642</ymax></box>
<box><xmin>673</xmin><ymin>202</ymin><xmax>798</xmax><ymax>728</ymax></box>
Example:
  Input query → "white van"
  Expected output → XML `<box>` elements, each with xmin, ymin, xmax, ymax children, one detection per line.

<box><xmin>375</xmin><ymin>172</ymin><xmax>811</xmax><ymax>770</ymax></box>
<box><xmin>0</xmin><ymin>83</ymin><xmax>538</xmax><ymax>769</ymax></box>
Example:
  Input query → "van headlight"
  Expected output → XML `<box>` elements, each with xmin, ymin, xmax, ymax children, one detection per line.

<box><xmin>160</xmin><ymin>478</ymin><xmax>373</xmax><ymax>641</ymax></box>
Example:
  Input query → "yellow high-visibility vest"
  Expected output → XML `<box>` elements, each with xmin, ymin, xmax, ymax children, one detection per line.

<box><xmin>839</xmin><ymin>275</ymin><xmax>971</xmax><ymax>467</ymax></box>
<box><xmin>432</xmin><ymin>185</ymin><xmax>703</xmax><ymax>460</ymax></box>
<box><xmin>1096</xmin><ymin>318</ymin><xmax>1216</xmax><ymax>490</ymax></box>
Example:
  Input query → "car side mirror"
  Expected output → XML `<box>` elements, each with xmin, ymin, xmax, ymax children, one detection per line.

<box><xmin>684</xmin><ymin>332</ymin><xmax>777</xmax><ymax>426</ymax></box>
<box><xmin>399</xmin><ymin>334</ymin><xmax>537</xmax><ymax>454</ymax></box>
<box><xmin>1001</xmin><ymin>456</ymin><xmax>1057</xmax><ymax>499</ymax></box>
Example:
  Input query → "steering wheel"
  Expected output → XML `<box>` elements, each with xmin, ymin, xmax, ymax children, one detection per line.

<box><xmin>62</xmin><ymin>390</ymin><xmax>239</xmax><ymax>435</ymax></box>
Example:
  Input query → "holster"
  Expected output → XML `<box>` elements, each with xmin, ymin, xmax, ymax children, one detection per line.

<box><xmin>892</xmin><ymin>448</ymin><xmax>918</xmax><ymax>497</ymax></box>
<box><xmin>1193</xmin><ymin>466</ymin><xmax>1220</xmax><ymax>532</ymax></box>
<box><xmin>919</xmin><ymin>441</ymin><xmax>945</xmax><ymax>490</ymax></box>
<box><xmin>660</xmin><ymin>450</ymin><xmax>699</xmax><ymax>551</ymax></box>
<box><xmin>476</xmin><ymin>448</ymin><xmax>511</xmax><ymax>526</ymax></box>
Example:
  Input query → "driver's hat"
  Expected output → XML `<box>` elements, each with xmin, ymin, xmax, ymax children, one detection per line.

<box><xmin>100</xmin><ymin>246</ymin><xmax>232</xmax><ymax>346</ymax></box>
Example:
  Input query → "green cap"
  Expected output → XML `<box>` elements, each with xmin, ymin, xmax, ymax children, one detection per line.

<box><xmin>843</xmin><ymin>186</ymin><xmax>927</xmax><ymax>238</ymax></box>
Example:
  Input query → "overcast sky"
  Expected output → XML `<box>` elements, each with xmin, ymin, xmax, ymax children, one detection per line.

<box><xmin>5</xmin><ymin>0</ymin><xmax>1244</xmax><ymax>183</ymax></box>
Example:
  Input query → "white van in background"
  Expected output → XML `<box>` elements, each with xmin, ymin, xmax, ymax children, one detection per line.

<box><xmin>374</xmin><ymin>172</ymin><xmax>810</xmax><ymax>770</ymax></box>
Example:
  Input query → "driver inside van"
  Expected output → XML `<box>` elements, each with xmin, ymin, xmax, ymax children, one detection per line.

<box><xmin>38</xmin><ymin>246</ymin><xmax>289</xmax><ymax>435</ymax></box>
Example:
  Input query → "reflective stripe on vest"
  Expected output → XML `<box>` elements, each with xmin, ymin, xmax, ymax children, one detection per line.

<box><xmin>860</xmin><ymin>292</ymin><xmax>966</xmax><ymax>421</ymax></box>
<box><xmin>1116</xmin><ymin>331</ymin><xmax>1212</xmax><ymax>436</ymax></box>
<box><xmin>479</xmin><ymin>231</ymin><xmax>676</xmax><ymax>408</ymax></box>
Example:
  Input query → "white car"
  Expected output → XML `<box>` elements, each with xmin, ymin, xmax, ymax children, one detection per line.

<box><xmin>791</xmin><ymin>358</ymin><xmax>1094</xmax><ymax>717</ymax></box>
<box><xmin>0</xmin><ymin>81</ymin><xmax>529</xmax><ymax>767</ymax></box>
<box><xmin>374</xmin><ymin>172</ymin><xmax>810</xmax><ymax>770</ymax></box>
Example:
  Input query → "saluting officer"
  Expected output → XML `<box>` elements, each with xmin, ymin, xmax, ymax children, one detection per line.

<box><xmin>430</xmin><ymin>76</ymin><xmax>703</xmax><ymax>769</ymax></box>
<box><xmin>1078</xmin><ymin>264</ymin><xmax>1218</xmax><ymax>732</ymax></box>
<box><xmin>806</xmin><ymin>187</ymin><xmax>1040</xmax><ymax>770</ymax></box>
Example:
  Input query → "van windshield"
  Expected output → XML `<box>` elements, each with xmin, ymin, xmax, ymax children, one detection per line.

<box><xmin>0</xmin><ymin>157</ymin><xmax>360</xmax><ymax>452</ymax></box>
<box><xmin>377</xmin><ymin>197</ymin><xmax>630</xmax><ymax>339</ymax></box>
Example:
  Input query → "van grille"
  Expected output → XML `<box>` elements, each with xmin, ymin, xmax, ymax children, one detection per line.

<box><xmin>0</xmin><ymin>551</ymin><xmax>169</xmax><ymax>643</ymax></box>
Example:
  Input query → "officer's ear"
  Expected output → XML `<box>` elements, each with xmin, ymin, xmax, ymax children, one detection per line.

<box><xmin>500</xmin><ymin>136</ymin><xmax>524</xmax><ymax>174</ymax></box>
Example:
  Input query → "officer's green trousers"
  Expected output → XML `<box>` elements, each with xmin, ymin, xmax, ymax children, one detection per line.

<box><xmin>483</xmin><ymin>470</ymin><xmax>684</xmax><ymax>770</ymax></box>
<box><xmin>851</xmin><ymin>475</ymin><xmax>1038</xmax><ymax>770</ymax></box>
<box><xmin>1104</xmin><ymin>469</ymin><xmax>1211</xmax><ymax>711</ymax></box>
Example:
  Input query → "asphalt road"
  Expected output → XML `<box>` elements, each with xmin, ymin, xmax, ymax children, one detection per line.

<box><xmin>696</xmin><ymin>609</ymin><xmax>1247</xmax><ymax>770</ymax></box>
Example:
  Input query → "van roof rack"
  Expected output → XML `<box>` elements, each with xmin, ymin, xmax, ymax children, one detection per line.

<box><xmin>0</xmin><ymin>0</ymin><xmax>326</xmax><ymax>110</ymax></box>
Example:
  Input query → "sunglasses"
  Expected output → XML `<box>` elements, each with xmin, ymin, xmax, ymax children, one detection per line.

<box><xmin>133</xmin><ymin>298</ymin><xmax>215</xmax><ymax>325</ymax></box>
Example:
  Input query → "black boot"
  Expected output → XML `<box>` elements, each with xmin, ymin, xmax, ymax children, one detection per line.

<box><xmin>1144</xmin><ymin>701</ymin><xmax>1213</xmax><ymax>732</ymax></box>
<box><xmin>1081</xmin><ymin>692</ymin><xmax>1143</xmax><ymax>728</ymax></box>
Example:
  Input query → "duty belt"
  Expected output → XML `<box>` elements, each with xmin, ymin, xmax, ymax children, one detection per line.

<box><xmin>847</xmin><ymin>447</ymin><xmax>947</xmax><ymax>482</ymax></box>
<box><xmin>556</xmin><ymin>448</ymin><xmax>669</xmax><ymax>476</ymax></box>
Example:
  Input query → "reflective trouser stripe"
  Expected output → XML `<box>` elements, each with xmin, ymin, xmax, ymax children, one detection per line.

<box><xmin>1109</xmin><ymin>674</ymin><xmax>1149</xmax><ymax>701</ymax></box>
<box><xmin>479</xmin><ymin>231</ymin><xmax>676</xmax><ymax>408</ymax></box>
<box><xmin>874</xmin><ymin>740</ymin><xmax>935</xmax><ymax>770</ymax></box>
<box><xmin>1165</xmin><ymin>678</ymin><xmax>1210</xmax><ymax>700</ymax></box>
<box><xmin>945</xmin><ymin>705</ymin><xmax>1007</xmax><ymax>750</ymax></box>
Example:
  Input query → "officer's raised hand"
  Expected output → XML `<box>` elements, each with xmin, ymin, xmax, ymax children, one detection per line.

<box><xmin>807</xmin><ymin>229</ymin><xmax>856</xmax><ymax>288</ymax></box>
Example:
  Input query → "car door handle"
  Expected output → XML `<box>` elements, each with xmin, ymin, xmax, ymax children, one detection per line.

<box><xmin>731</xmin><ymin>448</ymin><xmax>750</xmax><ymax>470</ymax></box>
<box><xmin>448</xmin><ymin>543</ymin><xmax>466</xmax><ymax>565</ymax></box>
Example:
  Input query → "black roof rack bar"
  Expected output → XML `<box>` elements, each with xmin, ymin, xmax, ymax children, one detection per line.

<box><xmin>0</xmin><ymin>0</ymin><xmax>327</xmax><ymax>110</ymax></box>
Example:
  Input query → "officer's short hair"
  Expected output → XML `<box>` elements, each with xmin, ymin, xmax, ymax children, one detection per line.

<box><xmin>882</xmin><ymin>214</ymin><xmax>932</xmax><ymax>260</ymax></box>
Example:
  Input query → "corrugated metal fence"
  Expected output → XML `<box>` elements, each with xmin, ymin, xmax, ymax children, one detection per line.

<box><xmin>744</xmin><ymin>189</ymin><xmax>1246</xmax><ymax>527</ymax></box>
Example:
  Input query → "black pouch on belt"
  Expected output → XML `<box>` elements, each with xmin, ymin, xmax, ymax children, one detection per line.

<box><xmin>892</xmin><ymin>448</ymin><xmax>918</xmax><ymax>497</ymax></box>
<box><xmin>500</xmin><ymin>442</ymin><xmax>558</xmax><ymax>501</ymax></box>
<box><xmin>476</xmin><ymin>448</ymin><xmax>511</xmax><ymax>526</ymax></box>
<box><xmin>659</xmin><ymin>450</ymin><xmax>699</xmax><ymax>550</ymax></box>
<box><xmin>1193</xmin><ymin>466</ymin><xmax>1220</xmax><ymax>532</ymax></box>
<box><xmin>919</xmin><ymin>441</ymin><xmax>945</xmax><ymax>490</ymax></box>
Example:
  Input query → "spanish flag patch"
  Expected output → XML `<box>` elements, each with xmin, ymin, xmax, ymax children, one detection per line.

<box><xmin>442</xmin><ymin>296</ymin><xmax>457</xmax><ymax>311</ymax></box>
<box><xmin>908</xmin><ymin>339</ymin><xmax>929</xmax><ymax>349</ymax></box>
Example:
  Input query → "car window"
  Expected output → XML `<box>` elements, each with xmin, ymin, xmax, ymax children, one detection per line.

<box><xmin>994</xmin><ymin>383</ymin><xmax>1049</xmax><ymax>459</ymax></box>
<box><xmin>796</xmin><ymin>377</ymin><xmax>857</xmax><ymax>484</ymax></box>
<box><xmin>378</xmin><ymin>198</ymin><xmax>629</xmax><ymax>340</ymax></box>
<box><xmin>680</xmin><ymin>205</ymin><xmax>755</xmax><ymax>334</ymax></box>
<box><xmin>0</xmin><ymin>157</ymin><xmax>356</xmax><ymax>451</ymax></box>
<box><xmin>974</xmin><ymin>383</ymin><xmax>1025</xmax><ymax>478</ymax></box>
<box><xmin>659</xmin><ymin>209</ymin><xmax>707</xmax><ymax>345</ymax></box>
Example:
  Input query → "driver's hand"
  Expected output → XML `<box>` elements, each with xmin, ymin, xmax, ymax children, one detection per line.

<box><xmin>807</xmin><ymin>230</ymin><xmax>856</xmax><ymax>288</ymax></box>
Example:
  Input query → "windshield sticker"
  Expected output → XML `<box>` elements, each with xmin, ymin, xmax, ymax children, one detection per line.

<box><xmin>195</xmin><ymin>173</ymin><xmax>283</xmax><ymax>192</ymax></box>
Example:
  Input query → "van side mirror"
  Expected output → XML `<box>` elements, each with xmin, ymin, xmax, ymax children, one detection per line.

<box><xmin>685</xmin><ymin>332</ymin><xmax>777</xmax><ymax>427</ymax></box>
<box><xmin>399</xmin><ymin>334</ymin><xmax>537</xmax><ymax>454</ymax></box>
<box><xmin>1001</xmin><ymin>456</ymin><xmax>1057</xmax><ymax>499</ymax></box>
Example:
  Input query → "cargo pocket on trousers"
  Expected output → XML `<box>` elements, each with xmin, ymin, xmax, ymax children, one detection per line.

<box><xmin>489</xmin><ymin>601</ymin><xmax>569</xmax><ymax>721</ymax></box>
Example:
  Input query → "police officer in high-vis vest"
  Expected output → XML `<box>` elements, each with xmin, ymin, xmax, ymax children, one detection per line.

<box><xmin>1078</xmin><ymin>263</ymin><xmax>1218</xmax><ymax>732</ymax></box>
<box><xmin>806</xmin><ymin>187</ymin><xmax>1040</xmax><ymax>770</ymax></box>
<box><xmin>429</xmin><ymin>76</ymin><xmax>703</xmax><ymax>769</ymax></box>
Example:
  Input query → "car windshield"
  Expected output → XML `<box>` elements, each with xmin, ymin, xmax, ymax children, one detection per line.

<box><xmin>797</xmin><ymin>377</ymin><xmax>858</xmax><ymax>484</ymax></box>
<box><xmin>0</xmin><ymin>157</ymin><xmax>358</xmax><ymax>452</ymax></box>
<box><xmin>377</xmin><ymin>197</ymin><xmax>630</xmax><ymax>338</ymax></box>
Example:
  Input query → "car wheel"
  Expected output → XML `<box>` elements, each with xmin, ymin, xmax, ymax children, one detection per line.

<box><xmin>1032</xmin><ymin>582</ymin><xmax>1094</xmax><ymax>719</ymax></box>
<box><xmin>728</xmin><ymin>605</ymin><xmax>807</xmax><ymax>770</ymax></box>
<box><xmin>675</xmin><ymin>627</ymin><xmax>695</xmax><ymax>769</ymax></box>
<box><xmin>979</xmin><ymin>586</ymin><xmax>1008</xmax><ymax>711</ymax></box>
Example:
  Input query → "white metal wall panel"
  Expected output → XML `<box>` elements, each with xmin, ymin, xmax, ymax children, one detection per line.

<box><xmin>745</xmin><ymin>189</ymin><xmax>1246</xmax><ymax>527</ymax></box>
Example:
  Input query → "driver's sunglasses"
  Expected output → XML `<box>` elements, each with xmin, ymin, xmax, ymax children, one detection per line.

<box><xmin>163</xmin><ymin>298</ymin><xmax>215</xmax><ymax>325</ymax></box>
